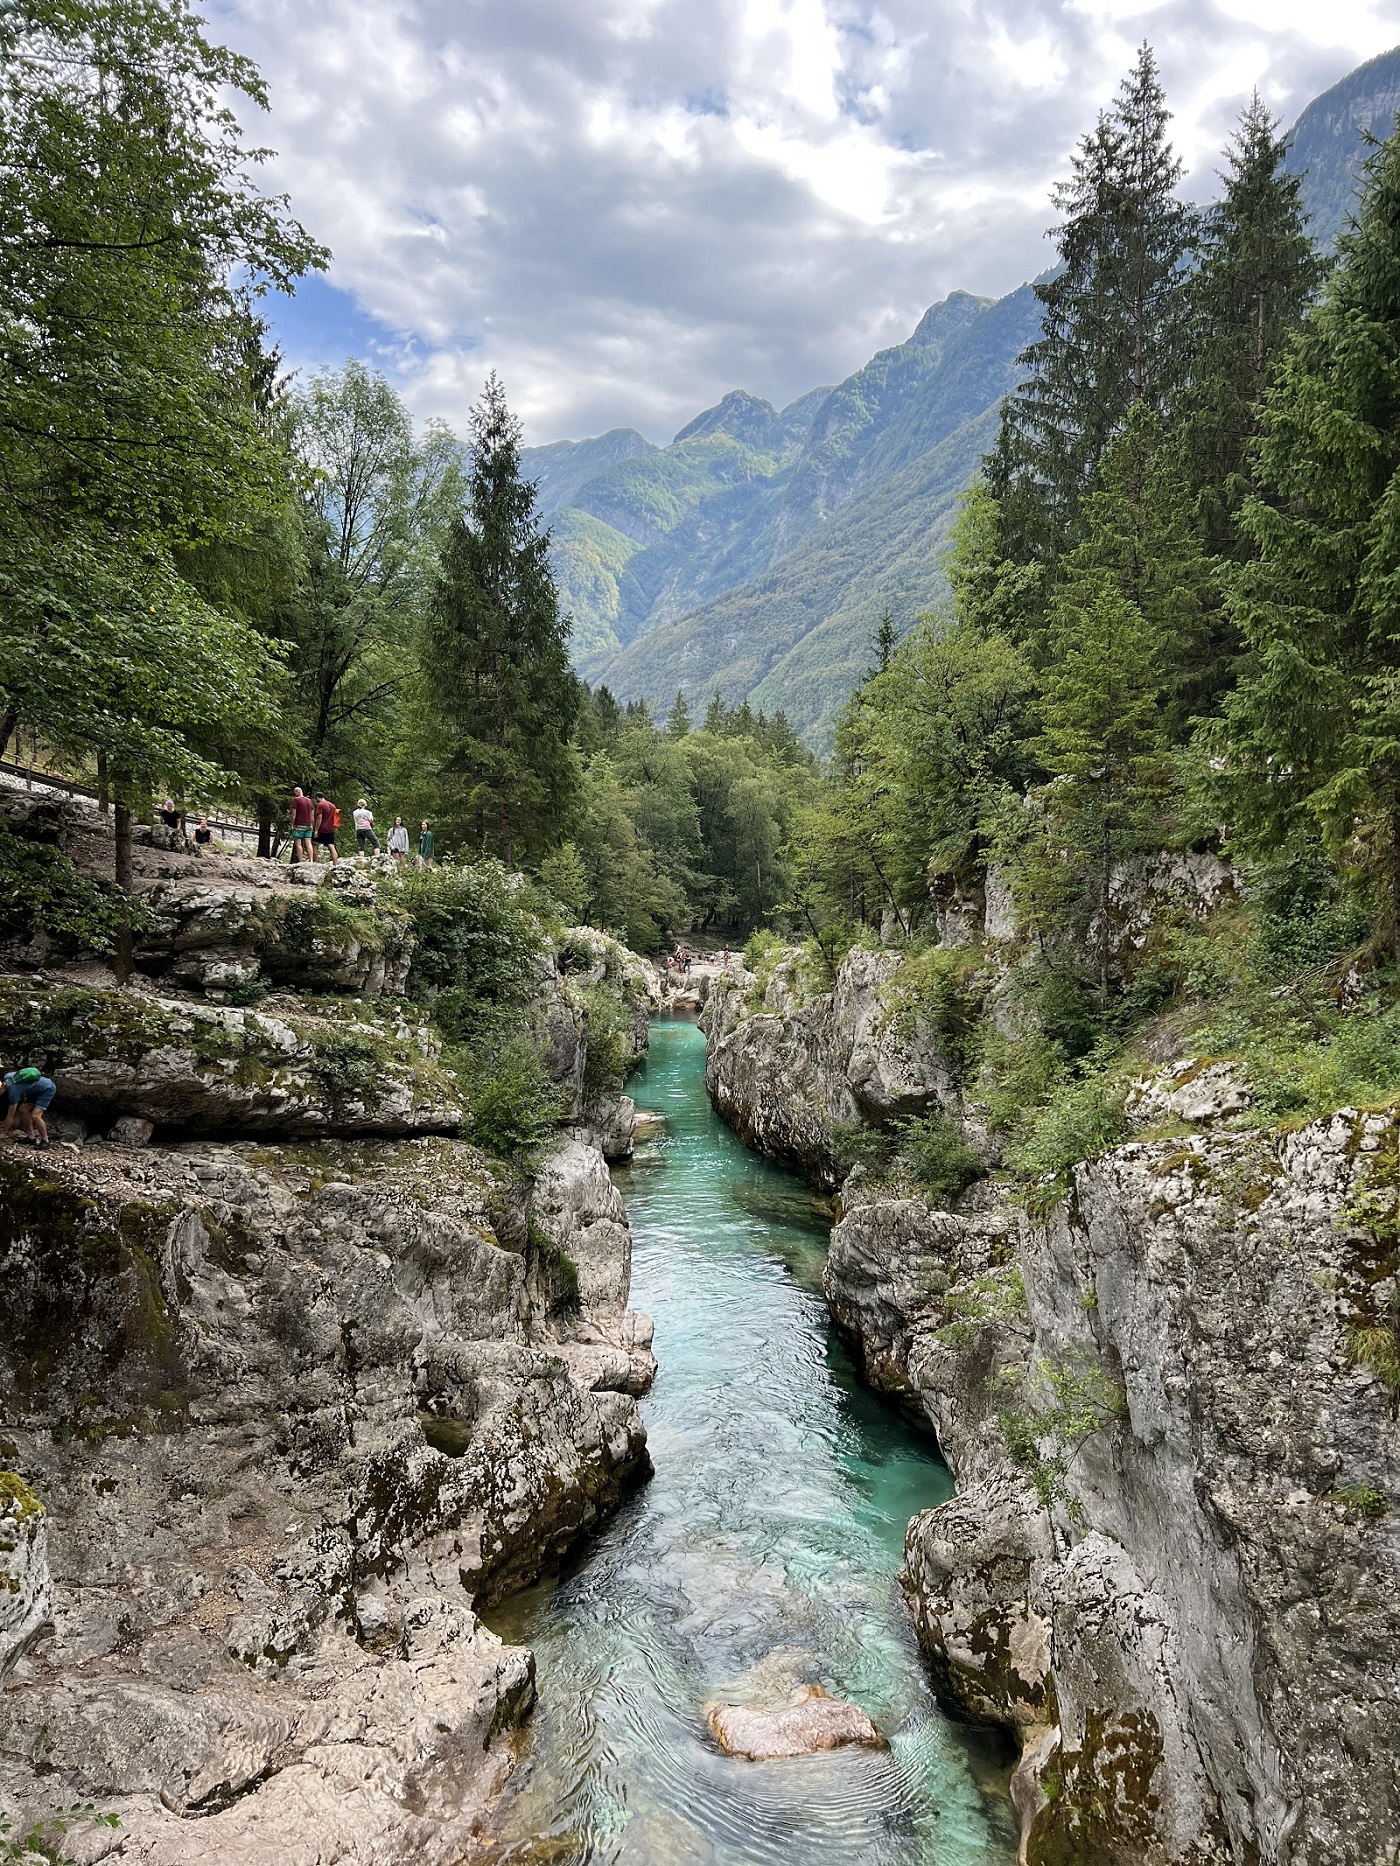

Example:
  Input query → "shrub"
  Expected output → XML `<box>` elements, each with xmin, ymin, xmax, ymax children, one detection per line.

<box><xmin>310</xmin><ymin>1031</ymin><xmax>385</xmax><ymax>1115</ymax></box>
<box><xmin>459</xmin><ymin>1035</ymin><xmax>565</xmax><ymax>1160</ymax></box>
<box><xmin>388</xmin><ymin>860</ymin><xmax>542</xmax><ymax>1003</ymax></box>
<box><xmin>1008</xmin><ymin>1077</ymin><xmax>1128</xmax><ymax>1198</ymax></box>
<box><xmin>829</xmin><ymin>1121</ymin><xmax>896</xmax><ymax>1175</ymax></box>
<box><xmin>897</xmin><ymin>1111</ymin><xmax>982</xmax><ymax>1206</ymax></box>
<box><xmin>0</xmin><ymin>826</ymin><xmax>147</xmax><ymax>954</ymax></box>
<box><xmin>581</xmin><ymin>984</ymin><xmax>634</xmax><ymax>1095</ymax></box>
<box><xmin>889</xmin><ymin>945</ymin><xmax>988</xmax><ymax>1078</ymax></box>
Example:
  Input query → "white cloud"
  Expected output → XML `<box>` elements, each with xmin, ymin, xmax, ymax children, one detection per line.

<box><xmin>210</xmin><ymin>0</ymin><xmax>1398</xmax><ymax>441</ymax></box>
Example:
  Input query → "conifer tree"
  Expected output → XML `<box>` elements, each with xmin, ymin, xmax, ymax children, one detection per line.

<box><xmin>415</xmin><ymin>375</ymin><xmax>578</xmax><ymax>863</ymax></box>
<box><xmin>1034</xmin><ymin>578</ymin><xmax>1171</xmax><ymax>1004</ymax></box>
<box><xmin>994</xmin><ymin>45</ymin><xmax>1194</xmax><ymax>562</ymax></box>
<box><xmin>1178</xmin><ymin>95</ymin><xmax>1325</xmax><ymax>554</ymax></box>
<box><xmin>667</xmin><ymin>690</ymin><xmax>692</xmax><ymax>737</ymax></box>
<box><xmin>1060</xmin><ymin>405</ymin><xmax>1213</xmax><ymax>725</ymax></box>
<box><xmin>1209</xmin><ymin>130</ymin><xmax>1400</xmax><ymax>952</ymax></box>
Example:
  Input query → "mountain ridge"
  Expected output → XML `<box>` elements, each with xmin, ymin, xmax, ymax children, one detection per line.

<box><xmin>528</xmin><ymin>47</ymin><xmax>1400</xmax><ymax>742</ymax></box>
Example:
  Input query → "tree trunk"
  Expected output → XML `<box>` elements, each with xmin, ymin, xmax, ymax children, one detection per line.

<box><xmin>0</xmin><ymin>709</ymin><xmax>16</xmax><ymax>762</ymax></box>
<box><xmin>114</xmin><ymin>800</ymin><xmax>134</xmax><ymax>983</ymax></box>
<box><xmin>257</xmin><ymin>794</ymin><xmax>274</xmax><ymax>861</ymax></box>
<box><xmin>1392</xmin><ymin>803</ymin><xmax>1400</xmax><ymax>968</ymax></box>
<box><xmin>97</xmin><ymin>753</ymin><xmax>110</xmax><ymax>815</ymax></box>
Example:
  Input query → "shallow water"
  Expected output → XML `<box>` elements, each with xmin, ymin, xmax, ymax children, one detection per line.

<box><xmin>482</xmin><ymin>1018</ymin><xmax>1018</xmax><ymax>1866</ymax></box>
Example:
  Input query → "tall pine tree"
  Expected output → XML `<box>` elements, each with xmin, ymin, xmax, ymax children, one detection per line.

<box><xmin>1209</xmin><ymin>129</ymin><xmax>1400</xmax><ymax>952</ymax></box>
<box><xmin>994</xmin><ymin>45</ymin><xmax>1194</xmax><ymax>565</ymax></box>
<box><xmin>1178</xmin><ymin>95</ymin><xmax>1325</xmax><ymax>555</ymax></box>
<box><xmin>414</xmin><ymin>375</ymin><xmax>578</xmax><ymax>864</ymax></box>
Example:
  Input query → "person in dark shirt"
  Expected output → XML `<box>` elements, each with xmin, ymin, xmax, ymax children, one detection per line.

<box><xmin>418</xmin><ymin>821</ymin><xmax>435</xmax><ymax>865</ymax></box>
<box><xmin>315</xmin><ymin>796</ymin><xmax>339</xmax><ymax>865</ymax></box>
<box><xmin>289</xmin><ymin>787</ymin><xmax>315</xmax><ymax>863</ymax></box>
<box><xmin>193</xmin><ymin>817</ymin><xmax>213</xmax><ymax>847</ymax></box>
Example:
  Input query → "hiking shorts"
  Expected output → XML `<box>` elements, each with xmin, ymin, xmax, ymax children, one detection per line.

<box><xmin>316</xmin><ymin>830</ymin><xmax>337</xmax><ymax>847</ymax></box>
<box><xmin>9</xmin><ymin>1080</ymin><xmax>55</xmax><ymax>1111</ymax></box>
<box><xmin>292</xmin><ymin>826</ymin><xmax>313</xmax><ymax>840</ymax></box>
<box><xmin>357</xmin><ymin>830</ymin><xmax>379</xmax><ymax>852</ymax></box>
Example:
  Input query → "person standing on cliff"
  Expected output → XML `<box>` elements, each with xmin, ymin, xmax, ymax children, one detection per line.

<box><xmin>353</xmin><ymin>798</ymin><xmax>378</xmax><ymax>856</ymax></box>
<box><xmin>417</xmin><ymin>820</ymin><xmax>435</xmax><ymax>866</ymax></box>
<box><xmin>2</xmin><ymin>1067</ymin><xmax>55</xmax><ymax>1148</ymax></box>
<box><xmin>314</xmin><ymin>795</ymin><xmax>340</xmax><ymax>865</ymax></box>
<box><xmin>289</xmin><ymin>786</ymin><xmax>315</xmax><ymax>863</ymax></box>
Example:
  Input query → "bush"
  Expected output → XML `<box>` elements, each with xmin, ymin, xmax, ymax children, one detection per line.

<box><xmin>0</xmin><ymin>826</ymin><xmax>147</xmax><ymax>954</ymax></box>
<box><xmin>897</xmin><ymin>1111</ymin><xmax>982</xmax><ymax>1206</ymax></box>
<box><xmin>388</xmin><ymin>860</ymin><xmax>542</xmax><ymax>1003</ymax></box>
<box><xmin>829</xmin><ymin>1121</ymin><xmax>896</xmax><ymax>1175</ymax></box>
<box><xmin>581</xmin><ymin>984</ymin><xmax>634</xmax><ymax>1095</ymax></box>
<box><xmin>459</xmin><ymin>1034</ymin><xmax>564</xmax><ymax>1160</ymax></box>
<box><xmin>1008</xmin><ymin>1077</ymin><xmax>1128</xmax><ymax>1195</ymax></box>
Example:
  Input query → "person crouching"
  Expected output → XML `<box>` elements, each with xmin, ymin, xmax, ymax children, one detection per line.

<box><xmin>3</xmin><ymin>1066</ymin><xmax>56</xmax><ymax>1148</ymax></box>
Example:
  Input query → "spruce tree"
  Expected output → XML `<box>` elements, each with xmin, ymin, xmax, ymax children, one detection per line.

<box><xmin>1178</xmin><ymin>95</ymin><xmax>1325</xmax><ymax>555</ymax></box>
<box><xmin>1060</xmin><ymin>405</ymin><xmax>1213</xmax><ymax>726</ymax></box>
<box><xmin>995</xmin><ymin>45</ymin><xmax>1194</xmax><ymax>563</ymax></box>
<box><xmin>416</xmin><ymin>375</ymin><xmax>578</xmax><ymax>864</ymax></box>
<box><xmin>1034</xmin><ymin>577</ymin><xmax>1171</xmax><ymax>1004</ymax></box>
<box><xmin>1209</xmin><ymin>129</ymin><xmax>1400</xmax><ymax>952</ymax></box>
<box><xmin>667</xmin><ymin>691</ymin><xmax>692</xmax><ymax>737</ymax></box>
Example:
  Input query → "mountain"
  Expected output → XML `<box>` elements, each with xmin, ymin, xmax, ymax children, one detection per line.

<box><xmin>529</xmin><ymin>49</ymin><xmax>1400</xmax><ymax>743</ymax></box>
<box><xmin>1286</xmin><ymin>45</ymin><xmax>1400</xmax><ymax>251</ymax></box>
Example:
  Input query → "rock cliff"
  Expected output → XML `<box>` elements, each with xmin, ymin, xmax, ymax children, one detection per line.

<box><xmin>702</xmin><ymin>947</ymin><xmax>954</xmax><ymax>1185</ymax></box>
<box><xmin>0</xmin><ymin>1122</ymin><xmax>654</xmax><ymax>1863</ymax></box>
<box><xmin>825</xmin><ymin>1116</ymin><xmax>1400</xmax><ymax>1864</ymax></box>
<box><xmin>0</xmin><ymin>784</ymin><xmax>661</xmax><ymax>1862</ymax></box>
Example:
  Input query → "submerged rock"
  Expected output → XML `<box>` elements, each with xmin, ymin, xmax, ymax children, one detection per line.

<box><xmin>707</xmin><ymin>1686</ymin><xmax>885</xmax><ymax>1760</ymax></box>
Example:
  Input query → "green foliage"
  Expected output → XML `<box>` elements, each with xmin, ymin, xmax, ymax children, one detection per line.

<box><xmin>935</xmin><ymin>1267</ymin><xmax>1027</xmax><ymax>1347</ymax></box>
<box><xmin>309</xmin><ymin>1031</ymin><xmax>385</xmax><ymax>1116</ymax></box>
<box><xmin>0</xmin><ymin>828</ymin><xmax>148</xmax><ymax>955</ymax></box>
<box><xmin>1007</xmin><ymin>1078</ymin><xmax>1129</xmax><ymax>1203</ymax></box>
<box><xmin>1330</xmin><ymin>1483</ymin><xmax>1388</xmax><ymax>1519</ymax></box>
<box><xmin>459</xmin><ymin>1035</ymin><xmax>565</xmax><ymax>1161</ymax></box>
<box><xmin>1202</xmin><ymin>127</ymin><xmax>1400</xmax><ymax>954</ymax></box>
<box><xmin>995</xmin><ymin>47</ymin><xmax>1194</xmax><ymax>559</ymax></box>
<box><xmin>580</xmin><ymin>984</ymin><xmax>634</xmax><ymax>1095</ymax></box>
<box><xmin>1348</xmin><ymin>1323</ymin><xmax>1400</xmax><ymax>1395</ymax></box>
<box><xmin>410</xmin><ymin>375</ymin><xmax>578</xmax><ymax>866</ymax></box>
<box><xmin>0</xmin><ymin>0</ymin><xmax>323</xmax><ymax>803</ymax></box>
<box><xmin>389</xmin><ymin>859</ymin><xmax>542</xmax><ymax>1004</ymax></box>
<box><xmin>898</xmin><ymin>1112</ymin><xmax>983</xmax><ymax>1206</ymax></box>
<box><xmin>1000</xmin><ymin>1352</ymin><xmax>1129</xmax><ymax>1507</ymax></box>
<box><xmin>828</xmin><ymin>1121</ymin><xmax>896</xmax><ymax>1175</ymax></box>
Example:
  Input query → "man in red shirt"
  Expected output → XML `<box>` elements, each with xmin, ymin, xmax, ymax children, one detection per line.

<box><xmin>289</xmin><ymin>786</ymin><xmax>315</xmax><ymax>863</ymax></box>
<box><xmin>315</xmin><ymin>795</ymin><xmax>339</xmax><ymax>866</ymax></box>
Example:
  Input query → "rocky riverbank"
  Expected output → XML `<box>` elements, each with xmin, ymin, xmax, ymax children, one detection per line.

<box><xmin>0</xmin><ymin>781</ymin><xmax>660</xmax><ymax>1864</ymax></box>
<box><xmin>704</xmin><ymin>916</ymin><xmax>1400</xmax><ymax>1864</ymax></box>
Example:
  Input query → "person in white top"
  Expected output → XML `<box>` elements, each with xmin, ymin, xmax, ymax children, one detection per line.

<box><xmin>353</xmin><ymin>800</ymin><xmax>378</xmax><ymax>855</ymax></box>
<box><xmin>386</xmin><ymin>816</ymin><xmax>410</xmax><ymax>865</ymax></box>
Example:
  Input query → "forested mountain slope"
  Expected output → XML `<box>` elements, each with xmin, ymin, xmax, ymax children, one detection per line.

<box><xmin>1285</xmin><ymin>44</ymin><xmax>1400</xmax><ymax>251</ymax></box>
<box><xmin>529</xmin><ymin>47</ymin><xmax>1400</xmax><ymax>743</ymax></box>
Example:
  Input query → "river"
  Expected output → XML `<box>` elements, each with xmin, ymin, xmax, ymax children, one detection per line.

<box><xmin>482</xmin><ymin>1017</ymin><xmax>1019</xmax><ymax>1865</ymax></box>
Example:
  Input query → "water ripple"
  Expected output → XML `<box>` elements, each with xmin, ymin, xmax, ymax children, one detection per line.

<box><xmin>483</xmin><ymin>1020</ymin><xmax>1018</xmax><ymax>1866</ymax></box>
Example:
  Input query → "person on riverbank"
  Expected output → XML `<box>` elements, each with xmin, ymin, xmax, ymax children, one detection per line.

<box><xmin>315</xmin><ymin>795</ymin><xmax>340</xmax><ymax>865</ymax></box>
<box><xmin>353</xmin><ymin>799</ymin><xmax>379</xmax><ymax>856</ymax></box>
<box><xmin>2</xmin><ymin>1066</ymin><xmax>55</xmax><ymax>1148</ymax></box>
<box><xmin>387</xmin><ymin>816</ymin><xmax>409</xmax><ymax>865</ymax></box>
<box><xmin>193</xmin><ymin>817</ymin><xmax>213</xmax><ymax>848</ymax></box>
<box><xmin>417</xmin><ymin>820</ymin><xmax>435</xmax><ymax>866</ymax></box>
<box><xmin>289</xmin><ymin>787</ymin><xmax>315</xmax><ymax>863</ymax></box>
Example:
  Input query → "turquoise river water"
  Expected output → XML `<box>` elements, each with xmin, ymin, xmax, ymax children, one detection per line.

<box><xmin>483</xmin><ymin>1017</ymin><xmax>1018</xmax><ymax>1865</ymax></box>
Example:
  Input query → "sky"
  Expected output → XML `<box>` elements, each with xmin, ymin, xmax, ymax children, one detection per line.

<box><xmin>209</xmin><ymin>0</ymin><xmax>1400</xmax><ymax>446</ymax></box>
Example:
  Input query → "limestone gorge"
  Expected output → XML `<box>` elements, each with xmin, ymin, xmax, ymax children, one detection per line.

<box><xmin>702</xmin><ymin>905</ymin><xmax>1400</xmax><ymax>1862</ymax></box>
